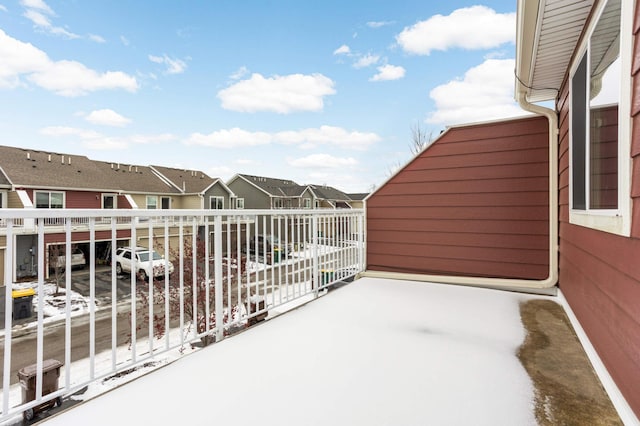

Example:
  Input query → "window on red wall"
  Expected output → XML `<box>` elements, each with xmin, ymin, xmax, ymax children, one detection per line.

<box><xmin>571</xmin><ymin>0</ymin><xmax>620</xmax><ymax>210</ymax></box>
<box><xmin>569</xmin><ymin>0</ymin><xmax>631</xmax><ymax>236</ymax></box>
<box><xmin>35</xmin><ymin>191</ymin><xmax>64</xmax><ymax>208</ymax></box>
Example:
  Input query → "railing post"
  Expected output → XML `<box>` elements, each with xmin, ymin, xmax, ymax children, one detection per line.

<box><xmin>312</xmin><ymin>213</ymin><xmax>319</xmax><ymax>298</ymax></box>
<box><xmin>358</xmin><ymin>213</ymin><xmax>364</xmax><ymax>271</ymax></box>
<box><xmin>2</xmin><ymin>219</ymin><xmax>13</xmax><ymax>415</ymax></box>
<box><xmin>89</xmin><ymin>217</ymin><xmax>96</xmax><ymax>379</ymax></box>
<box><xmin>214</xmin><ymin>215</ymin><xmax>223</xmax><ymax>342</ymax></box>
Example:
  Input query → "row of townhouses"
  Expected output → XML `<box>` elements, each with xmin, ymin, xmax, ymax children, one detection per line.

<box><xmin>0</xmin><ymin>144</ymin><xmax>366</xmax><ymax>285</ymax></box>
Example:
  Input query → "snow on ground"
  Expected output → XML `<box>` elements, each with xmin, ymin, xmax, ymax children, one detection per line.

<box><xmin>43</xmin><ymin>277</ymin><xmax>543</xmax><ymax>426</ymax></box>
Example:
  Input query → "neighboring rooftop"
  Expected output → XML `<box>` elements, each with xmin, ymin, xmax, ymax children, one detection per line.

<box><xmin>347</xmin><ymin>193</ymin><xmax>368</xmax><ymax>201</ymax></box>
<box><xmin>92</xmin><ymin>161</ymin><xmax>180</xmax><ymax>194</ymax></box>
<box><xmin>151</xmin><ymin>165</ymin><xmax>216</xmax><ymax>193</ymax></box>
<box><xmin>307</xmin><ymin>184</ymin><xmax>351</xmax><ymax>202</ymax></box>
<box><xmin>0</xmin><ymin>146</ymin><xmax>113</xmax><ymax>191</ymax></box>
<box><xmin>236</xmin><ymin>174</ymin><xmax>307</xmax><ymax>197</ymax></box>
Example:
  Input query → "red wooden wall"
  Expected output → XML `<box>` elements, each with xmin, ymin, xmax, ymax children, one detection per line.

<box><xmin>367</xmin><ymin>115</ymin><xmax>550</xmax><ymax>280</ymax></box>
<box><xmin>555</xmin><ymin>3</ymin><xmax>640</xmax><ymax>416</ymax></box>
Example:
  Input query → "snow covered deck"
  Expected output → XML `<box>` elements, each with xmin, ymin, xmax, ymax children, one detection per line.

<box><xmin>43</xmin><ymin>277</ymin><xmax>555</xmax><ymax>425</ymax></box>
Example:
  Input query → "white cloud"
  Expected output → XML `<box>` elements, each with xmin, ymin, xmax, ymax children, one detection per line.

<box><xmin>82</xmin><ymin>138</ymin><xmax>129</xmax><ymax>150</ymax></box>
<box><xmin>41</xmin><ymin>125</ymin><xmax>176</xmax><ymax>150</ymax></box>
<box><xmin>127</xmin><ymin>134</ymin><xmax>176</xmax><ymax>144</ymax></box>
<box><xmin>148</xmin><ymin>54</ymin><xmax>187</xmax><ymax>75</ymax></box>
<box><xmin>0</xmin><ymin>30</ymin><xmax>138</xmax><ymax>96</ymax></box>
<box><xmin>0</xmin><ymin>5</ymin><xmax>8</xmax><ymax>12</ymax></box>
<box><xmin>426</xmin><ymin>59</ymin><xmax>527</xmax><ymax>125</ymax></box>
<box><xmin>235</xmin><ymin>158</ymin><xmax>258</xmax><ymax>165</ymax></box>
<box><xmin>120</xmin><ymin>35</ymin><xmax>130</xmax><ymax>46</ymax></box>
<box><xmin>366</xmin><ymin>21</ymin><xmax>393</xmax><ymax>29</ymax></box>
<box><xmin>353</xmin><ymin>53</ymin><xmax>379</xmax><ymax>69</ymax></box>
<box><xmin>41</xmin><ymin>126</ymin><xmax>101</xmax><ymax>139</ymax></box>
<box><xmin>183</xmin><ymin>128</ymin><xmax>272</xmax><ymax>148</ymax></box>
<box><xmin>88</xmin><ymin>34</ymin><xmax>105</xmax><ymax>43</ymax></box>
<box><xmin>29</xmin><ymin>59</ymin><xmax>138</xmax><ymax>96</ymax></box>
<box><xmin>217</xmin><ymin>73</ymin><xmax>336</xmax><ymax>114</ymax></box>
<box><xmin>274</xmin><ymin>125</ymin><xmax>380</xmax><ymax>150</ymax></box>
<box><xmin>230</xmin><ymin>66</ymin><xmax>249</xmax><ymax>80</ymax></box>
<box><xmin>396</xmin><ymin>6</ymin><xmax>515</xmax><ymax>55</ymax></box>
<box><xmin>183</xmin><ymin>125</ymin><xmax>379</xmax><ymax>150</ymax></box>
<box><xmin>207</xmin><ymin>165</ymin><xmax>233</xmax><ymax>179</ymax></box>
<box><xmin>85</xmin><ymin>109</ymin><xmax>131</xmax><ymax>127</ymax></box>
<box><xmin>20</xmin><ymin>0</ymin><xmax>53</xmax><ymax>14</ymax></box>
<box><xmin>0</xmin><ymin>30</ymin><xmax>49</xmax><ymax>89</ymax></box>
<box><xmin>333</xmin><ymin>45</ymin><xmax>350</xmax><ymax>55</ymax></box>
<box><xmin>370</xmin><ymin>64</ymin><xmax>405</xmax><ymax>82</ymax></box>
<box><xmin>21</xmin><ymin>0</ymin><xmax>81</xmax><ymax>39</ymax></box>
<box><xmin>289</xmin><ymin>154</ymin><xmax>358</xmax><ymax>169</ymax></box>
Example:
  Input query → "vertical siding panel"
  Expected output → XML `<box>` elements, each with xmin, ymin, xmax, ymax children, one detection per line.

<box><xmin>367</xmin><ymin>115</ymin><xmax>550</xmax><ymax>280</ymax></box>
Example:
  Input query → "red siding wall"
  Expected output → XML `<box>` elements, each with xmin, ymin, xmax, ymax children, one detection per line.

<box><xmin>367</xmin><ymin>116</ymin><xmax>550</xmax><ymax>280</ymax></box>
<box><xmin>26</xmin><ymin>189</ymin><xmax>102</xmax><ymax>208</ymax></box>
<box><xmin>556</xmin><ymin>3</ymin><xmax>640</xmax><ymax>416</ymax></box>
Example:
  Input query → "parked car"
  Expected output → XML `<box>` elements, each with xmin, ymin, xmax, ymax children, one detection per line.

<box><xmin>114</xmin><ymin>247</ymin><xmax>174</xmax><ymax>281</ymax></box>
<box><xmin>50</xmin><ymin>247</ymin><xmax>86</xmax><ymax>271</ymax></box>
<box><xmin>242</xmin><ymin>235</ymin><xmax>292</xmax><ymax>258</ymax></box>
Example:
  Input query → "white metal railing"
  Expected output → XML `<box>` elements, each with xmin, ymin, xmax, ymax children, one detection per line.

<box><xmin>0</xmin><ymin>208</ymin><xmax>365</xmax><ymax>422</ymax></box>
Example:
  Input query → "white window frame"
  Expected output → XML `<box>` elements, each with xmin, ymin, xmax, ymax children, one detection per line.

<box><xmin>303</xmin><ymin>198</ymin><xmax>311</xmax><ymax>209</ymax></box>
<box><xmin>35</xmin><ymin>191</ymin><xmax>65</xmax><ymax>208</ymax></box>
<box><xmin>273</xmin><ymin>198</ymin><xmax>284</xmax><ymax>209</ymax></box>
<box><xmin>0</xmin><ymin>190</ymin><xmax>7</xmax><ymax>208</ymax></box>
<box><xmin>146</xmin><ymin>195</ymin><xmax>158</xmax><ymax>210</ymax></box>
<box><xmin>236</xmin><ymin>198</ymin><xmax>245</xmax><ymax>209</ymax></box>
<box><xmin>568</xmin><ymin>0</ymin><xmax>632</xmax><ymax>237</ymax></box>
<box><xmin>102</xmin><ymin>193</ymin><xmax>117</xmax><ymax>209</ymax></box>
<box><xmin>210</xmin><ymin>196</ymin><xmax>224</xmax><ymax>209</ymax></box>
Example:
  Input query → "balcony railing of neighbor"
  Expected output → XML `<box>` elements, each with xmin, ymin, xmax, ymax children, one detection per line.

<box><xmin>1</xmin><ymin>208</ymin><xmax>365</xmax><ymax>422</ymax></box>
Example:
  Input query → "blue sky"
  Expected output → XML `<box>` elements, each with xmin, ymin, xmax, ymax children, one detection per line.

<box><xmin>0</xmin><ymin>0</ymin><xmax>526</xmax><ymax>193</ymax></box>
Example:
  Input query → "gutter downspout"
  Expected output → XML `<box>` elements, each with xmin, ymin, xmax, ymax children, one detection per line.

<box><xmin>361</xmin><ymin>91</ymin><xmax>559</xmax><ymax>296</ymax></box>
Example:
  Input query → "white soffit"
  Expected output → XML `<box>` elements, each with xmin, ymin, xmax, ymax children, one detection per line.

<box><xmin>526</xmin><ymin>0</ymin><xmax>595</xmax><ymax>102</ymax></box>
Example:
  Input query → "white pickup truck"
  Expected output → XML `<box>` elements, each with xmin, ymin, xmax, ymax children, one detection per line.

<box><xmin>114</xmin><ymin>247</ymin><xmax>174</xmax><ymax>281</ymax></box>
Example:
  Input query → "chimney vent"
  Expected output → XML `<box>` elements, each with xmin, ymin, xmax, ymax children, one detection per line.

<box><xmin>27</xmin><ymin>152</ymin><xmax>31</xmax><ymax>160</ymax></box>
<box><xmin>61</xmin><ymin>155</ymin><xmax>64</xmax><ymax>164</ymax></box>
<box><xmin>48</xmin><ymin>154</ymin><xmax>51</xmax><ymax>162</ymax></box>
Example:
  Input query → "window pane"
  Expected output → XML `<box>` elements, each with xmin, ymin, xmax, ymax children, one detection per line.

<box><xmin>589</xmin><ymin>105</ymin><xmax>618</xmax><ymax>208</ymax></box>
<box><xmin>161</xmin><ymin>197</ymin><xmax>170</xmax><ymax>209</ymax></box>
<box><xmin>35</xmin><ymin>192</ymin><xmax>50</xmax><ymax>208</ymax></box>
<box><xmin>146</xmin><ymin>196</ymin><xmax>157</xmax><ymax>209</ymax></box>
<box><xmin>50</xmin><ymin>192</ymin><xmax>63</xmax><ymax>208</ymax></box>
<box><xmin>103</xmin><ymin>195</ymin><xmax>115</xmax><ymax>209</ymax></box>
<box><xmin>589</xmin><ymin>0</ymin><xmax>620</xmax><ymax>209</ymax></box>
<box><xmin>210</xmin><ymin>197</ymin><xmax>223</xmax><ymax>209</ymax></box>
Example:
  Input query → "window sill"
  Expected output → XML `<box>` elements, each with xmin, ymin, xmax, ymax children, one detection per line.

<box><xmin>569</xmin><ymin>210</ymin><xmax>630</xmax><ymax>237</ymax></box>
